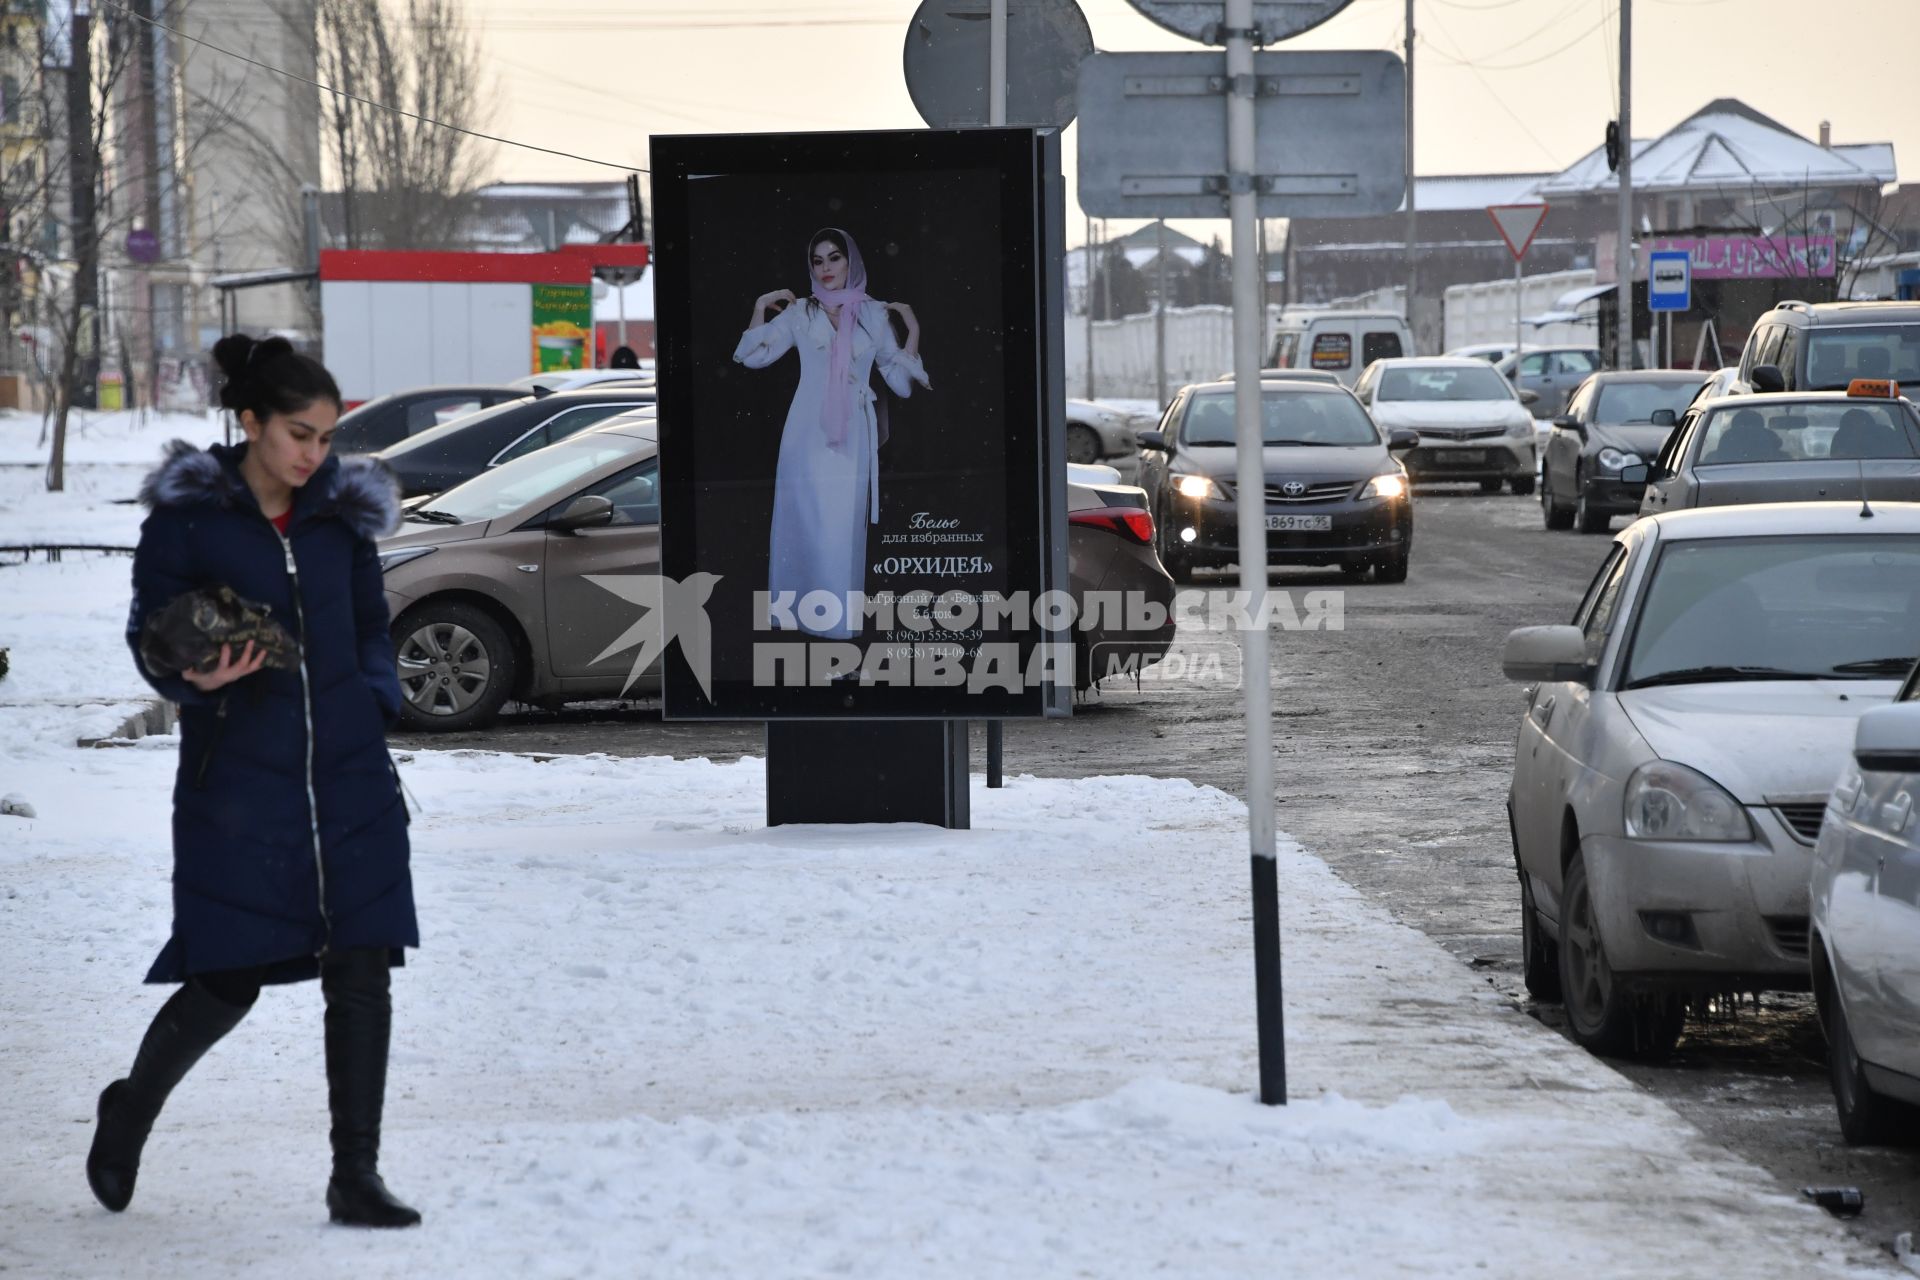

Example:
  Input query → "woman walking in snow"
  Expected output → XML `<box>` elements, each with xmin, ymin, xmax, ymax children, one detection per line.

<box><xmin>735</xmin><ymin>226</ymin><xmax>931</xmax><ymax>637</ymax></box>
<box><xmin>89</xmin><ymin>334</ymin><xmax>421</xmax><ymax>1228</ymax></box>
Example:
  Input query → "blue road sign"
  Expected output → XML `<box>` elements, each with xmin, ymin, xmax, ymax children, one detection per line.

<box><xmin>1649</xmin><ymin>249</ymin><xmax>1691</xmax><ymax>313</ymax></box>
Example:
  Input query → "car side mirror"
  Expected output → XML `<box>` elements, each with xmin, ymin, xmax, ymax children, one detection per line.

<box><xmin>1650</xmin><ymin>408</ymin><xmax>1676</xmax><ymax>427</ymax></box>
<box><xmin>1552</xmin><ymin>415</ymin><xmax>1583</xmax><ymax>435</ymax></box>
<box><xmin>1618</xmin><ymin>463</ymin><xmax>1650</xmax><ymax>484</ymax></box>
<box><xmin>1387</xmin><ymin>428</ymin><xmax>1418</xmax><ymax>452</ymax></box>
<box><xmin>1751</xmin><ymin>364</ymin><xmax>1786</xmax><ymax>394</ymax></box>
<box><xmin>1135</xmin><ymin>429</ymin><xmax>1170</xmax><ymax>452</ymax></box>
<box><xmin>1503</xmin><ymin>626</ymin><xmax>1593</xmax><ymax>684</ymax></box>
<box><xmin>550</xmin><ymin>494</ymin><xmax>614</xmax><ymax>533</ymax></box>
<box><xmin>1517</xmin><ymin>388</ymin><xmax>1541</xmax><ymax>407</ymax></box>
<box><xmin>1855</xmin><ymin>703</ymin><xmax>1920</xmax><ymax>773</ymax></box>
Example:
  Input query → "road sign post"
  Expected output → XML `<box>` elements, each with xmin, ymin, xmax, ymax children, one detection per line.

<box><xmin>1648</xmin><ymin>250</ymin><xmax>1689</xmax><ymax>370</ymax></box>
<box><xmin>1487</xmin><ymin>203</ymin><xmax>1549</xmax><ymax>363</ymax></box>
<box><xmin>1085</xmin><ymin>7</ymin><xmax>1398</xmax><ymax>1106</ymax></box>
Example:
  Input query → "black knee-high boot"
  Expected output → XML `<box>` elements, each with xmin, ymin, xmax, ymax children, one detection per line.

<box><xmin>87</xmin><ymin>976</ymin><xmax>256</xmax><ymax>1212</ymax></box>
<box><xmin>322</xmin><ymin>948</ymin><xmax>420</xmax><ymax>1228</ymax></box>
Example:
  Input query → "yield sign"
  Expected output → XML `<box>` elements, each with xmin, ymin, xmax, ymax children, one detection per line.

<box><xmin>1487</xmin><ymin>203</ymin><xmax>1549</xmax><ymax>261</ymax></box>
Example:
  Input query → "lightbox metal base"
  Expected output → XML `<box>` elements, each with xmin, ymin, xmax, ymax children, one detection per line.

<box><xmin>765</xmin><ymin>720</ymin><xmax>970</xmax><ymax>830</ymax></box>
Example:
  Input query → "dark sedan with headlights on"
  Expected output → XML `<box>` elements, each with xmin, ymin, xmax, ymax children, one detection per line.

<box><xmin>1134</xmin><ymin>380</ymin><xmax>1417</xmax><ymax>583</ymax></box>
<box><xmin>1540</xmin><ymin>369</ymin><xmax>1706</xmax><ymax>533</ymax></box>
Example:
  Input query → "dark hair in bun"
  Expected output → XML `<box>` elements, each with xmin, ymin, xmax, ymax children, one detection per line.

<box><xmin>211</xmin><ymin>333</ymin><xmax>342</xmax><ymax>424</ymax></box>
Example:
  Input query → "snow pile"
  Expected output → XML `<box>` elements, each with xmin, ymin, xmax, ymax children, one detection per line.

<box><xmin>0</xmin><ymin>746</ymin><xmax>1878</xmax><ymax>1278</ymax></box>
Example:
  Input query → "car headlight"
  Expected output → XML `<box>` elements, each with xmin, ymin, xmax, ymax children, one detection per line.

<box><xmin>1507</xmin><ymin>419</ymin><xmax>1534</xmax><ymax>437</ymax></box>
<box><xmin>1623</xmin><ymin>761</ymin><xmax>1754</xmax><ymax>842</ymax></box>
<box><xmin>1361</xmin><ymin>472</ymin><xmax>1407</xmax><ymax>500</ymax></box>
<box><xmin>1174</xmin><ymin>474</ymin><xmax>1225</xmax><ymax>500</ymax></box>
<box><xmin>377</xmin><ymin>545</ymin><xmax>438</xmax><ymax>574</ymax></box>
<box><xmin>1596</xmin><ymin>447</ymin><xmax>1642</xmax><ymax>473</ymax></box>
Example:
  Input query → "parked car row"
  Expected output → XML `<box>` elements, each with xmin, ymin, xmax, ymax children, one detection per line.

<box><xmin>362</xmin><ymin>396</ymin><xmax>1176</xmax><ymax>730</ymax></box>
<box><xmin>1500</xmin><ymin>301</ymin><xmax>1920</xmax><ymax>1144</ymax></box>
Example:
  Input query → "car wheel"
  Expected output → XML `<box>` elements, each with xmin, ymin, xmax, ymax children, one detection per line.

<box><xmin>392</xmin><ymin>600</ymin><xmax>519</xmax><ymax>732</ymax></box>
<box><xmin>1374</xmin><ymin>548</ymin><xmax>1409</xmax><ymax>583</ymax></box>
<box><xmin>1339</xmin><ymin>561</ymin><xmax>1371</xmax><ymax>582</ymax></box>
<box><xmin>1066</xmin><ymin>423</ymin><xmax>1101</xmax><ymax>466</ymax></box>
<box><xmin>1542</xmin><ymin>470</ymin><xmax>1574</xmax><ymax>530</ymax></box>
<box><xmin>1519</xmin><ymin>869</ymin><xmax>1562</xmax><ymax>1001</ymax></box>
<box><xmin>1478</xmin><ymin>478</ymin><xmax>1504</xmax><ymax>494</ymax></box>
<box><xmin>1558</xmin><ymin>851</ymin><xmax>1685</xmax><ymax>1060</ymax></box>
<box><xmin>1823</xmin><ymin>966</ymin><xmax>1916</xmax><ymax>1145</ymax></box>
<box><xmin>1574</xmin><ymin>475</ymin><xmax>1611</xmax><ymax>534</ymax></box>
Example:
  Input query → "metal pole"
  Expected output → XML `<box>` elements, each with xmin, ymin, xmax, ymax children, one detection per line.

<box><xmin>618</xmin><ymin>275</ymin><xmax>629</xmax><ymax>350</ymax></box>
<box><xmin>1084</xmin><ymin>212</ymin><xmax>1096</xmax><ymax>398</ymax></box>
<box><xmin>1514</xmin><ymin>255</ymin><xmax>1523</xmax><ymax>361</ymax></box>
<box><xmin>1616</xmin><ymin>0</ymin><xmax>1633</xmax><ymax>370</ymax></box>
<box><xmin>1404</xmin><ymin>0</ymin><xmax>1417</xmax><ymax>343</ymax></box>
<box><xmin>1155</xmin><ymin>218</ymin><xmax>1168</xmax><ymax>410</ymax></box>
<box><xmin>986</xmin><ymin>720</ymin><xmax>1003</xmax><ymax>788</ymax></box>
<box><xmin>989</xmin><ymin>0</ymin><xmax>1007</xmax><ymax>127</ymax></box>
<box><xmin>1226</xmin><ymin>0</ymin><xmax>1285</xmax><ymax>1107</ymax></box>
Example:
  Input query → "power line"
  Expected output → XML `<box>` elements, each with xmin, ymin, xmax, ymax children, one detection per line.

<box><xmin>1415</xmin><ymin>19</ymin><xmax>1558</xmax><ymax>166</ymax></box>
<box><xmin>95</xmin><ymin>0</ymin><xmax>648</xmax><ymax>174</ymax></box>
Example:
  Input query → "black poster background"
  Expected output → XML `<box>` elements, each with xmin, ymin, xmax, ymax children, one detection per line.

<box><xmin>655</xmin><ymin>129</ymin><xmax>1063</xmax><ymax>721</ymax></box>
<box><xmin>685</xmin><ymin>168</ymin><xmax>1006</xmax><ymax>685</ymax></box>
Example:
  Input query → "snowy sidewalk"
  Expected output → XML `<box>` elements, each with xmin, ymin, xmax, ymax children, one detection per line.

<box><xmin>0</xmin><ymin>743</ymin><xmax>1890</xmax><ymax>1278</ymax></box>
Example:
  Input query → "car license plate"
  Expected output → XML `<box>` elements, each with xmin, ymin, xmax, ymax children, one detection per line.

<box><xmin>1265</xmin><ymin>514</ymin><xmax>1332</xmax><ymax>532</ymax></box>
<box><xmin>1431</xmin><ymin>448</ymin><xmax>1486</xmax><ymax>464</ymax></box>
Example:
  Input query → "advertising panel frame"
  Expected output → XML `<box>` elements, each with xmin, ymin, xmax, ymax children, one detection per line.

<box><xmin>651</xmin><ymin>127</ymin><xmax>1068</xmax><ymax>721</ymax></box>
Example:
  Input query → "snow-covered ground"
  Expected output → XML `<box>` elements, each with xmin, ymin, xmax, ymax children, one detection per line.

<box><xmin>0</xmin><ymin>449</ymin><xmax>1893</xmax><ymax>1278</ymax></box>
<box><xmin>0</xmin><ymin>746</ymin><xmax>1885</xmax><ymax>1278</ymax></box>
<box><xmin>0</xmin><ymin>407</ymin><xmax>226</xmax><ymax>466</ymax></box>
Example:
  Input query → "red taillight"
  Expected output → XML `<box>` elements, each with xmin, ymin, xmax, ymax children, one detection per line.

<box><xmin>1069</xmin><ymin>505</ymin><xmax>1155</xmax><ymax>545</ymax></box>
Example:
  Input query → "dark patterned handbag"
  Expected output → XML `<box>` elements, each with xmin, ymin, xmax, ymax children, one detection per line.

<box><xmin>139</xmin><ymin>585</ymin><xmax>301</xmax><ymax>679</ymax></box>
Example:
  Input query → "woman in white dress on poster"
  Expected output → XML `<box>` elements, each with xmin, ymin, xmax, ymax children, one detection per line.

<box><xmin>734</xmin><ymin>228</ymin><xmax>931</xmax><ymax>638</ymax></box>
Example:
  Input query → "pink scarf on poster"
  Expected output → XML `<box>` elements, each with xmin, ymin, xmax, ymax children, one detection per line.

<box><xmin>808</xmin><ymin>228</ymin><xmax>870</xmax><ymax>448</ymax></box>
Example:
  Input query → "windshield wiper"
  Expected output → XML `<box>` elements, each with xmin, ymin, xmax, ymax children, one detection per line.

<box><xmin>1265</xmin><ymin>439</ymin><xmax>1349</xmax><ymax>447</ymax></box>
<box><xmin>1623</xmin><ymin>664</ymin><xmax>1811</xmax><ymax>690</ymax></box>
<box><xmin>407</xmin><ymin>508</ymin><xmax>464</xmax><ymax>525</ymax></box>
<box><xmin>1829</xmin><ymin>657</ymin><xmax>1917</xmax><ymax>677</ymax></box>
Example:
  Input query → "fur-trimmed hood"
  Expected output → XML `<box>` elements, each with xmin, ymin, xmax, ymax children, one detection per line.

<box><xmin>139</xmin><ymin>439</ymin><xmax>402</xmax><ymax>540</ymax></box>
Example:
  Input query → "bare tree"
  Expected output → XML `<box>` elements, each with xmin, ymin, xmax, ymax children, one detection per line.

<box><xmin>253</xmin><ymin>0</ymin><xmax>493</xmax><ymax>254</ymax></box>
<box><xmin>24</xmin><ymin>4</ymin><xmax>244</xmax><ymax>490</ymax></box>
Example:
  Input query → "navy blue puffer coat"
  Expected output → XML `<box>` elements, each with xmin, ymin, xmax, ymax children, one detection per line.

<box><xmin>128</xmin><ymin>441</ymin><xmax>418</xmax><ymax>985</ymax></box>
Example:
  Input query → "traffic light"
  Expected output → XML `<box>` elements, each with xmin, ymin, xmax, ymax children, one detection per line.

<box><xmin>1605</xmin><ymin>121</ymin><xmax>1621</xmax><ymax>174</ymax></box>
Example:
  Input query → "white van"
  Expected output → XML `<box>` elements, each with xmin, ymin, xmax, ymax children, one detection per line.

<box><xmin>1267</xmin><ymin>310</ymin><xmax>1415</xmax><ymax>388</ymax></box>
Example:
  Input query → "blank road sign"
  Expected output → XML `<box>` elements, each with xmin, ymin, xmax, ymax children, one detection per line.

<box><xmin>1076</xmin><ymin>49</ymin><xmax>1406</xmax><ymax>219</ymax></box>
<box><xmin>1648</xmin><ymin>250</ymin><xmax>1692</xmax><ymax>312</ymax></box>
<box><xmin>904</xmin><ymin>0</ymin><xmax>1095</xmax><ymax>129</ymax></box>
<box><xmin>1126</xmin><ymin>0</ymin><xmax>1356</xmax><ymax>44</ymax></box>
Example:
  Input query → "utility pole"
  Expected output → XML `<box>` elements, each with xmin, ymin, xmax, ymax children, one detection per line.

<box><xmin>1226</xmin><ymin>0</ymin><xmax>1285</xmax><ymax>1107</ymax></box>
<box><xmin>1084</xmin><ymin>212</ymin><xmax>1095</xmax><ymax>398</ymax></box>
<box><xmin>1403</xmin><ymin>0</ymin><xmax>1417</xmax><ymax>345</ymax></box>
<box><xmin>66</xmin><ymin>2</ymin><xmax>98</xmax><ymax>419</ymax></box>
<box><xmin>1615</xmin><ymin>0</ymin><xmax>1633</xmax><ymax>369</ymax></box>
<box><xmin>1154</xmin><ymin>218</ymin><xmax>1167</xmax><ymax>408</ymax></box>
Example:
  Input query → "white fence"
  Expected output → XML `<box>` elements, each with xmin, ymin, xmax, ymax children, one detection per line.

<box><xmin>1441</xmin><ymin>269</ymin><xmax>1602</xmax><ymax>353</ymax></box>
<box><xmin>1064</xmin><ymin>303</ymin><xmax>1293</xmax><ymax>402</ymax></box>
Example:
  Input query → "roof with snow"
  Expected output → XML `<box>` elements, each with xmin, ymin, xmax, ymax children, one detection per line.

<box><xmin>1404</xmin><ymin>172</ymin><xmax>1553</xmax><ymax>213</ymax></box>
<box><xmin>1536</xmin><ymin>99</ymin><xmax>1895</xmax><ymax>196</ymax></box>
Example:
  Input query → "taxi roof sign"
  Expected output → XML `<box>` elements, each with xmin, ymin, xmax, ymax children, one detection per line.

<box><xmin>1847</xmin><ymin>378</ymin><xmax>1899</xmax><ymax>399</ymax></box>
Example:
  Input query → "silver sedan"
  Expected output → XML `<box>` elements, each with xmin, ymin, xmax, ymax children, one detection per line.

<box><xmin>1811</xmin><ymin>682</ymin><xmax>1920</xmax><ymax>1142</ymax></box>
<box><xmin>1502</xmin><ymin>502</ymin><xmax>1920</xmax><ymax>1059</ymax></box>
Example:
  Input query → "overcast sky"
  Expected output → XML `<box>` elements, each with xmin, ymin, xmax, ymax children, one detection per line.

<box><xmin>458</xmin><ymin>0</ymin><xmax>1917</xmax><ymax>242</ymax></box>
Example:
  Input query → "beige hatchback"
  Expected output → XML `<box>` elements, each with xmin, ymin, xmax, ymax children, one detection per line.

<box><xmin>377</xmin><ymin>411</ymin><xmax>664</xmax><ymax>730</ymax></box>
